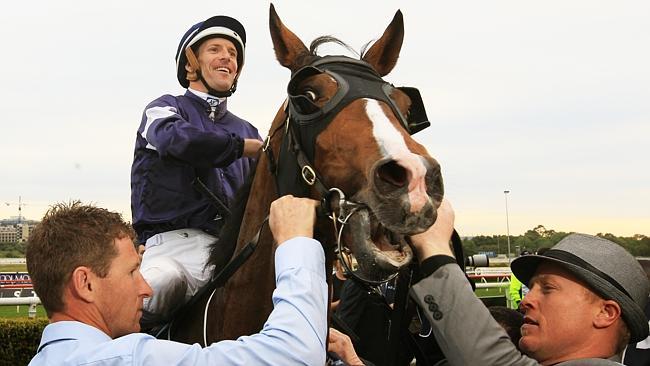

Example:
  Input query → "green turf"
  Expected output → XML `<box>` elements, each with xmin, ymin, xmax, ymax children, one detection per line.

<box><xmin>0</xmin><ymin>264</ymin><xmax>37</xmax><ymax>320</ymax></box>
<box><xmin>0</xmin><ymin>291</ymin><xmax>505</xmax><ymax>319</ymax></box>
<box><xmin>0</xmin><ymin>263</ymin><xmax>27</xmax><ymax>272</ymax></box>
<box><xmin>0</xmin><ymin>265</ymin><xmax>508</xmax><ymax>317</ymax></box>
<box><xmin>475</xmin><ymin>286</ymin><xmax>508</xmax><ymax>298</ymax></box>
<box><xmin>0</xmin><ymin>305</ymin><xmax>47</xmax><ymax>319</ymax></box>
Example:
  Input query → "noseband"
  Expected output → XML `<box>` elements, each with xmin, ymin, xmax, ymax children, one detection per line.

<box><xmin>264</xmin><ymin>55</ymin><xmax>431</xmax><ymax>285</ymax></box>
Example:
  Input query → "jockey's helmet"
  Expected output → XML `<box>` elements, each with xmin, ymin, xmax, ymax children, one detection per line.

<box><xmin>175</xmin><ymin>15</ymin><xmax>246</xmax><ymax>90</ymax></box>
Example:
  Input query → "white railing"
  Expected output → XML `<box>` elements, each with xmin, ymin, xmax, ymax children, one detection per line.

<box><xmin>0</xmin><ymin>296</ymin><xmax>40</xmax><ymax>305</ymax></box>
<box><xmin>0</xmin><ymin>296</ymin><xmax>41</xmax><ymax>318</ymax></box>
<box><xmin>475</xmin><ymin>282</ymin><xmax>510</xmax><ymax>289</ymax></box>
<box><xmin>469</xmin><ymin>267</ymin><xmax>512</xmax><ymax>276</ymax></box>
<box><xmin>0</xmin><ymin>258</ymin><xmax>26</xmax><ymax>265</ymax></box>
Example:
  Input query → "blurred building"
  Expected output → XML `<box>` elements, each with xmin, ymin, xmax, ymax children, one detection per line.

<box><xmin>0</xmin><ymin>223</ymin><xmax>37</xmax><ymax>243</ymax></box>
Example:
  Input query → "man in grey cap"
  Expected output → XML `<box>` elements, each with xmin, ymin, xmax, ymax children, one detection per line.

<box><xmin>408</xmin><ymin>199</ymin><xmax>649</xmax><ymax>365</ymax></box>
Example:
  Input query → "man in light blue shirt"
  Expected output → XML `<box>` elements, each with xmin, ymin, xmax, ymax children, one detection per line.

<box><xmin>26</xmin><ymin>196</ymin><xmax>329</xmax><ymax>365</ymax></box>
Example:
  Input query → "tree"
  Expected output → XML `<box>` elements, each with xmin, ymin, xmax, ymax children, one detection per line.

<box><xmin>461</xmin><ymin>227</ymin><xmax>643</xmax><ymax>260</ymax></box>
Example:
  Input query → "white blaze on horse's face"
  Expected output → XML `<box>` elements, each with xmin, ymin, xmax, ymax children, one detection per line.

<box><xmin>364</xmin><ymin>98</ymin><xmax>429</xmax><ymax>213</ymax></box>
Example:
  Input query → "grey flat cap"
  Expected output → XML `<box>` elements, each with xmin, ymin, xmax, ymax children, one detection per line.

<box><xmin>511</xmin><ymin>233</ymin><xmax>649</xmax><ymax>343</ymax></box>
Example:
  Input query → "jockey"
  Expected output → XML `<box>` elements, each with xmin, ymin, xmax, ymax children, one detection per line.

<box><xmin>131</xmin><ymin>15</ymin><xmax>263</xmax><ymax>326</ymax></box>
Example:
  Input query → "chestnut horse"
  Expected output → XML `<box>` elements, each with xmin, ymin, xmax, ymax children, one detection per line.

<box><xmin>169</xmin><ymin>5</ymin><xmax>444</xmax><ymax>346</ymax></box>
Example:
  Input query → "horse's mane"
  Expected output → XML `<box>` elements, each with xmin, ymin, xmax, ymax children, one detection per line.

<box><xmin>205</xmin><ymin>161</ymin><xmax>257</xmax><ymax>273</ymax></box>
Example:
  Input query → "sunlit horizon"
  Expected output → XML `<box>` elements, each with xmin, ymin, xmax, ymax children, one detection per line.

<box><xmin>3</xmin><ymin>199</ymin><xmax>647</xmax><ymax>238</ymax></box>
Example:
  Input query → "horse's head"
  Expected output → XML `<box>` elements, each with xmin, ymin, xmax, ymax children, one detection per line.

<box><xmin>269</xmin><ymin>5</ymin><xmax>443</xmax><ymax>282</ymax></box>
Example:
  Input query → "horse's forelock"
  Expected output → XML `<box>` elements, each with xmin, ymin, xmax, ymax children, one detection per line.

<box><xmin>308</xmin><ymin>36</ymin><xmax>380</xmax><ymax>62</ymax></box>
<box><xmin>309</xmin><ymin>36</ymin><xmax>361</xmax><ymax>59</ymax></box>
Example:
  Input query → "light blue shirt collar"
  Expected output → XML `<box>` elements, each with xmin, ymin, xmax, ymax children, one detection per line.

<box><xmin>37</xmin><ymin>321</ymin><xmax>111</xmax><ymax>353</ymax></box>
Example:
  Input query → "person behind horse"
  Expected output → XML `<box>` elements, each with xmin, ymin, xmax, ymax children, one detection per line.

<box><xmin>509</xmin><ymin>250</ymin><xmax>531</xmax><ymax>310</ymax></box>
<box><xmin>409</xmin><ymin>200</ymin><xmax>649</xmax><ymax>365</ymax></box>
<box><xmin>334</xmin><ymin>275</ymin><xmax>407</xmax><ymax>365</ymax></box>
<box><xmin>622</xmin><ymin>258</ymin><xmax>650</xmax><ymax>365</ymax></box>
<box><xmin>489</xmin><ymin>306</ymin><xmax>525</xmax><ymax>350</ymax></box>
<box><xmin>26</xmin><ymin>197</ymin><xmax>328</xmax><ymax>365</ymax></box>
<box><xmin>130</xmin><ymin>15</ymin><xmax>263</xmax><ymax>325</ymax></box>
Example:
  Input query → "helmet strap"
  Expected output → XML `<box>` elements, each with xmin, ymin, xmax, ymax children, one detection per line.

<box><xmin>184</xmin><ymin>48</ymin><xmax>237</xmax><ymax>98</ymax></box>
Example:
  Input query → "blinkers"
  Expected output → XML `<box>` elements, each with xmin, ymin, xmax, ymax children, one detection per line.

<box><xmin>286</xmin><ymin>56</ymin><xmax>430</xmax><ymax>162</ymax></box>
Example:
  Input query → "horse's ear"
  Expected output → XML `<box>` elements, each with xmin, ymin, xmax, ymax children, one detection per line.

<box><xmin>269</xmin><ymin>4</ymin><xmax>310</xmax><ymax>72</ymax></box>
<box><xmin>362</xmin><ymin>10</ymin><xmax>404</xmax><ymax>76</ymax></box>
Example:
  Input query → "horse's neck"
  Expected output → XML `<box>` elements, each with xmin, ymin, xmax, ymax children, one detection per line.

<box><xmin>235</xmin><ymin>158</ymin><xmax>277</xmax><ymax>251</ymax></box>
<box><xmin>216</xmin><ymin>113</ymin><xmax>339</xmax><ymax>340</ymax></box>
<box><xmin>234</xmin><ymin>109</ymin><xmax>287</xmax><ymax>251</ymax></box>
<box><xmin>213</xmin><ymin>153</ymin><xmax>279</xmax><ymax>340</ymax></box>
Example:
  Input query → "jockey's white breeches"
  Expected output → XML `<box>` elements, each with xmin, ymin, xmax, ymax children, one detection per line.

<box><xmin>140</xmin><ymin>228</ymin><xmax>216</xmax><ymax>325</ymax></box>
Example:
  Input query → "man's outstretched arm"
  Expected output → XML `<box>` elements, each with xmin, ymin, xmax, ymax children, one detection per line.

<box><xmin>135</xmin><ymin>195</ymin><xmax>328</xmax><ymax>365</ymax></box>
<box><xmin>409</xmin><ymin>200</ymin><xmax>537</xmax><ymax>366</ymax></box>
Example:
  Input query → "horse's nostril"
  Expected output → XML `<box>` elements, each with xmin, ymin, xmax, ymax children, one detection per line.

<box><xmin>376</xmin><ymin>160</ymin><xmax>408</xmax><ymax>189</ymax></box>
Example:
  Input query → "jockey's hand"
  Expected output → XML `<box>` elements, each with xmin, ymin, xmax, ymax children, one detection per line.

<box><xmin>242</xmin><ymin>138</ymin><xmax>263</xmax><ymax>158</ymax></box>
<box><xmin>269</xmin><ymin>195</ymin><xmax>318</xmax><ymax>246</ymax></box>
<box><xmin>409</xmin><ymin>198</ymin><xmax>455</xmax><ymax>262</ymax></box>
<box><xmin>328</xmin><ymin>328</ymin><xmax>365</xmax><ymax>366</ymax></box>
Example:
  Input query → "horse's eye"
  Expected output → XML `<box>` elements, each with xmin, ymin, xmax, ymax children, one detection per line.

<box><xmin>304</xmin><ymin>90</ymin><xmax>317</xmax><ymax>101</ymax></box>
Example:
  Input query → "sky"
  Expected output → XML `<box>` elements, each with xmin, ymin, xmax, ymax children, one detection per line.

<box><xmin>1</xmin><ymin>1</ymin><xmax>648</xmax><ymax>236</ymax></box>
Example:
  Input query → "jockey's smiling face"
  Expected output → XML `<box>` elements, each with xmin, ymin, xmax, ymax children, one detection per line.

<box><xmin>189</xmin><ymin>37</ymin><xmax>239</xmax><ymax>93</ymax></box>
<box><xmin>94</xmin><ymin>237</ymin><xmax>153</xmax><ymax>338</ymax></box>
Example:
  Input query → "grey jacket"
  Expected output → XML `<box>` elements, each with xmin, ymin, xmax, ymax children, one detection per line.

<box><xmin>409</xmin><ymin>261</ymin><xmax>622</xmax><ymax>366</ymax></box>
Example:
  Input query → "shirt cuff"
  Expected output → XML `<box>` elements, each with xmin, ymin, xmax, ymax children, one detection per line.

<box><xmin>420</xmin><ymin>255</ymin><xmax>457</xmax><ymax>277</ymax></box>
<box><xmin>274</xmin><ymin>237</ymin><xmax>325</xmax><ymax>281</ymax></box>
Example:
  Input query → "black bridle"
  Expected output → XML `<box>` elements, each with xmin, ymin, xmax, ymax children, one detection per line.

<box><xmin>267</xmin><ymin>56</ymin><xmax>468</xmax><ymax>365</ymax></box>
<box><xmin>264</xmin><ymin>55</ymin><xmax>431</xmax><ymax>286</ymax></box>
